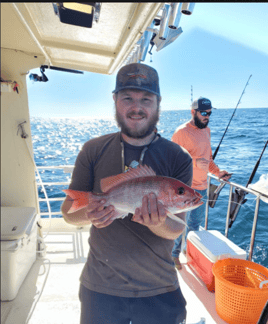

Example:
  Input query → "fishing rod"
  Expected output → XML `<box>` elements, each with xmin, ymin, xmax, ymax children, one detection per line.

<box><xmin>229</xmin><ymin>139</ymin><xmax>268</xmax><ymax>228</ymax></box>
<box><xmin>209</xmin><ymin>74</ymin><xmax>252</xmax><ymax>208</ymax></box>
<box><xmin>213</xmin><ymin>74</ymin><xmax>252</xmax><ymax>160</ymax></box>
<box><xmin>246</xmin><ymin>140</ymin><xmax>268</xmax><ymax>187</ymax></box>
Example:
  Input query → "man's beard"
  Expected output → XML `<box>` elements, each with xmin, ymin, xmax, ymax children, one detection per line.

<box><xmin>115</xmin><ymin>106</ymin><xmax>159</xmax><ymax>139</ymax></box>
<box><xmin>194</xmin><ymin>113</ymin><xmax>209</xmax><ymax>129</ymax></box>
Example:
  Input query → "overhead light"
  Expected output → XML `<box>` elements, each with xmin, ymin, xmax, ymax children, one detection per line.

<box><xmin>52</xmin><ymin>2</ymin><xmax>101</xmax><ymax>28</ymax></box>
<box><xmin>63</xmin><ymin>3</ymin><xmax>93</xmax><ymax>14</ymax></box>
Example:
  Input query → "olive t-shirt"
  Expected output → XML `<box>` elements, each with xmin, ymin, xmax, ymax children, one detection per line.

<box><xmin>69</xmin><ymin>132</ymin><xmax>192</xmax><ymax>297</ymax></box>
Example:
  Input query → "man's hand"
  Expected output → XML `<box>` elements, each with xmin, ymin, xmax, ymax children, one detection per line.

<box><xmin>62</xmin><ymin>196</ymin><xmax>117</xmax><ymax>228</ymax></box>
<box><xmin>132</xmin><ymin>193</ymin><xmax>186</xmax><ymax>240</ymax></box>
<box><xmin>218</xmin><ymin>170</ymin><xmax>232</xmax><ymax>181</ymax></box>
<box><xmin>85</xmin><ymin>199</ymin><xmax>116</xmax><ymax>228</ymax></box>
<box><xmin>132</xmin><ymin>193</ymin><xmax>167</xmax><ymax>226</ymax></box>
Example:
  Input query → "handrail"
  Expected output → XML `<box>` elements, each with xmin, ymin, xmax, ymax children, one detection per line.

<box><xmin>37</xmin><ymin>182</ymin><xmax>69</xmax><ymax>186</ymax></box>
<box><xmin>206</xmin><ymin>173</ymin><xmax>265</xmax><ymax>261</ymax></box>
<box><xmin>36</xmin><ymin>165</ymin><xmax>74</xmax><ymax>169</ymax></box>
<box><xmin>36</xmin><ymin>166</ymin><xmax>264</xmax><ymax>262</ymax></box>
<box><xmin>35</xmin><ymin>165</ymin><xmax>74</xmax><ymax>218</ymax></box>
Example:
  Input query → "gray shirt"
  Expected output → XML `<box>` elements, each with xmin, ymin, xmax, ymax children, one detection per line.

<box><xmin>69</xmin><ymin>132</ymin><xmax>192</xmax><ymax>297</ymax></box>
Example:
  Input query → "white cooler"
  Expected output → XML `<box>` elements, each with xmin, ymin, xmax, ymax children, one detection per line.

<box><xmin>186</xmin><ymin>230</ymin><xmax>247</xmax><ymax>292</ymax></box>
<box><xmin>1</xmin><ymin>207</ymin><xmax>38</xmax><ymax>301</ymax></box>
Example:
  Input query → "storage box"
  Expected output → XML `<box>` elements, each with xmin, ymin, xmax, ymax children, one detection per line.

<box><xmin>186</xmin><ymin>230</ymin><xmax>247</xmax><ymax>292</ymax></box>
<box><xmin>1</xmin><ymin>207</ymin><xmax>38</xmax><ymax>301</ymax></box>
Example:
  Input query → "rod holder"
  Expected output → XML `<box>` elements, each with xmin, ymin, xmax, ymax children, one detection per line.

<box><xmin>158</xmin><ymin>4</ymin><xmax>171</xmax><ymax>40</ymax></box>
<box><xmin>181</xmin><ymin>3</ymin><xmax>195</xmax><ymax>15</ymax></box>
<box><xmin>168</xmin><ymin>3</ymin><xmax>182</xmax><ymax>29</ymax></box>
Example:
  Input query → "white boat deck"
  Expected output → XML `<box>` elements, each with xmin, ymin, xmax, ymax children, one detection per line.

<box><xmin>1</xmin><ymin>219</ymin><xmax>227</xmax><ymax>324</ymax></box>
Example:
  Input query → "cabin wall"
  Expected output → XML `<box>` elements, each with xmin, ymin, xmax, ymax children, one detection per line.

<box><xmin>1</xmin><ymin>48</ymin><xmax>44</xmax><ymax>210</ymax></box>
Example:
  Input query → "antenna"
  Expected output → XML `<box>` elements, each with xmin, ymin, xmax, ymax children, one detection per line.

<box><xmin>191</xmin><ymin>85</ymin><xmax>193</xmax><ymax>103</ymax></box>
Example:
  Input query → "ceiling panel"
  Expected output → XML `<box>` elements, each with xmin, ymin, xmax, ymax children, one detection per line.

<box><xmin>1</xmin><ymin>3</ymin><xmax>164</xmax><ymax>75</ymax></box>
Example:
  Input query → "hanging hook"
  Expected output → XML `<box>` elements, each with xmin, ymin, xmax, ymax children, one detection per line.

<box><xmin>17</xmin><ymin>121</ymin><xmax>28</xmax><ymax>139</ymax></box>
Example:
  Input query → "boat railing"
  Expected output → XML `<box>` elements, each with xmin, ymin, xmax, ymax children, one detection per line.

<box><xmin>206</xmin><ymin>173</ymin><xmax>265</xmax><ymax>261</ymax></box>
<box><xmin>36</xmin><ymin>166</ymin><xmax>264</xmax><ymax>261</ymax></box>
<box><xmin>35</xmin><ymin>165</ymin><xmax>74</xmax><ymax>217</ymax></box>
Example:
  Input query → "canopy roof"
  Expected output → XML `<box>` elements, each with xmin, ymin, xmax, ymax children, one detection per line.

<box><xmin>1</xmin><ymin>3</ymin><xmax>163</xmax><ymax>74</ymax></box>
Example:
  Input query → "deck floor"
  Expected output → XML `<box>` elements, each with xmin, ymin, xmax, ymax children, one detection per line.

<box><xmin>1</xmin><ymin>219</ymin><xmax>227</xmax><ymax>324</ymax></box>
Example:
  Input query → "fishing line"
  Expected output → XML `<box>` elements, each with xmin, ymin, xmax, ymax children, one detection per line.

<box><xmin>213</xmin><ymin>74</ymin><xmax>252</xmax><ymax>160</ymax></box>
<box><xmin>201</xmin><ymin>196</ymin><xmax>258</xmax><ymax>208</ymax></box>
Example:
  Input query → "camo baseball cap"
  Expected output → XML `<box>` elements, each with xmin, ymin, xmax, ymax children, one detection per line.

<box><xmin>113</xmin><ymin>63</ymin><xmax>160</xmax><ymax>97</ymax></box>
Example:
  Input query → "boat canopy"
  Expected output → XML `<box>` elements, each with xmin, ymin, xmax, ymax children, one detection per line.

<box><xmin>1</xmin><ymin>3</ymin><xmax>194</xmax><ymax>75</ymax></box>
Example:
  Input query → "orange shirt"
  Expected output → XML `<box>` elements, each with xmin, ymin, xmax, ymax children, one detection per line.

<box><xmin>172</xmin><ymin>121</ymin><xmax>220</xmax><ymax>190</ymax></box>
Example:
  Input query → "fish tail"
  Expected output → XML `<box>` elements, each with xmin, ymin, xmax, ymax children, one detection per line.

<box><xmin>63</xmin><ymin>189</ymin><xmax>98</xmax><ymax>213</ymax></box>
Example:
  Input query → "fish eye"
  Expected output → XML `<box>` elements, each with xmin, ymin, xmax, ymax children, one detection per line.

<box><xmin>178</xmin><ymin>187</ymin><xmax>185</xmax><ymax>195</ymax></box>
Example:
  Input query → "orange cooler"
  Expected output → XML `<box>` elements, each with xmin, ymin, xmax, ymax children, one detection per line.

<box><xmin>186</xmin><ymin>230</ymin><xmax>247</xmax><ymax>292</ymax></box>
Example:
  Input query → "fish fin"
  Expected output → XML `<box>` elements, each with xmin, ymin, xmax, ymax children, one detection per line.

<box><xmin>100</xmin><ymin>164</ymin><xmax>156</xmax><ymax>193</ymax></box>
<box><xmin>63</xmin><ymin>189</ymin><xmax>94</xmax><ymax>213</ymax></box>
<box><xmin>166</xmin><ymin>212</ymin><xmax>187</xmax><ymax>226</ymax></box>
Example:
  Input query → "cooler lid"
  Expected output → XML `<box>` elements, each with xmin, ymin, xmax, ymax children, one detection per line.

<box><xmin>1</xmin><ymin>239</ymin><xmax>20</xmax><ymax>251</ymax></box>
<box><xmin>188</xmin><ymin>230</ymin><xmax>247</xmax><ymax>262</ymax></box>
<box><xmin>1</xmin><ymin>207</ymin><xmax>37</xmax><ymax>241</ymax></box>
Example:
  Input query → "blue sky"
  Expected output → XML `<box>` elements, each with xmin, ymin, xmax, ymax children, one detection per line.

<box><xmin>27</xmin><ymin>3</ymin><xmax>268</xmax><ymax>118</ymax></box>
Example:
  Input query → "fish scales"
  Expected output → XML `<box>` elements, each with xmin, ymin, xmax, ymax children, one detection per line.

<box><xmin>63</xmin><ymin>165</ymin><xmax>203</xmax><ymax>223</ymax></box>
<box><xmin>103</xmin><ymin>176</ymin><xmax>172</xmax><ymax>213</ymax></box>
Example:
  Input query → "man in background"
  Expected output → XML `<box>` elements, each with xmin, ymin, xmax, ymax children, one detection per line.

<box><xmin>61</xmin><ymin>63</ymin><xmax>193</xmax><ymax>323</ymax></box>
<box><xmin>171</xmin><ymin>97</ymin><xmax>231</xmax><ymax>269</ymax></box>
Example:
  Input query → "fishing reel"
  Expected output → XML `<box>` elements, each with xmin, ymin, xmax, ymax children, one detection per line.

<box><xmin>228</xmin><ymin>188</ymin><xmax>248</xmax><ymax>229</ymax></box>
<box><xmin>234</xmin><ymin>188</ymin><xmax>248</xmax><ymax>204</ymax></box>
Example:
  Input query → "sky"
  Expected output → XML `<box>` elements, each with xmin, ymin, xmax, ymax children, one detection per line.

<box><xmin>27</xmin><ymin>3</ymin><xmax>268</xmax><ymax>118</ymax></box>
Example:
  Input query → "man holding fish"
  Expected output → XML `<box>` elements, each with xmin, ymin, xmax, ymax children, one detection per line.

<box><xmin>61</xmin><ymin>63</ymin><xmax>202</xmax><ymax>324</ymax></box>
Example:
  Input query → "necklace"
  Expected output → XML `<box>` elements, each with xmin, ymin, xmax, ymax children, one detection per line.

<box><xmin>120</xmin><ymin>132</ymin><xmax>158</xmax><ymax>172</ymax></box>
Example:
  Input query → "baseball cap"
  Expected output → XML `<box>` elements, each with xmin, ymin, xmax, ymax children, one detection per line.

<box><xmin>113</xmin><ymin>63</ymin><xmax>160</xmax><ymax>97</ymax></box>
<box><xmin>191</xmin><ymin>97</ymin><xmax>214</xmax><ymax>111</ymax></box>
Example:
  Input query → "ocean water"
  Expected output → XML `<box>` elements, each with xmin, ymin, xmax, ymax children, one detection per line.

<box><xmin>31</xmin><ymin>108</ymin><xmax>268</xmax><ymax>267</ymax></box>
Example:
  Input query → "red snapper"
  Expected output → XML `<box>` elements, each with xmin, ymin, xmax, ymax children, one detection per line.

<box><xmin>63</xmin><ymin>165</ymin><xmax>203</xmax><ymax>225</ymax></box>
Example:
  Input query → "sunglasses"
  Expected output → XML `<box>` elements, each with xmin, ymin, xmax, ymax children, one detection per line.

<box><xmin>199</xmin><ymin>111</ymin><xmax>212</xmax><ymax>117</ymax></box>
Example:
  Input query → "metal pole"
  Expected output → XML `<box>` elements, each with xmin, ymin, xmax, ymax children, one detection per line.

<box><xmin>225</xmin><ymin>184</ymin><xmax>233</xmax><ymax>238</ymax></box>
<box><xmin>248</xmin><ymin>195</ymin><xmax>260</xmax><ymax>261</ymax></box>
<box><xmin>205</xmin><ymin>176</ymin><xmax>211</xmax><ymax>230</ymax></box>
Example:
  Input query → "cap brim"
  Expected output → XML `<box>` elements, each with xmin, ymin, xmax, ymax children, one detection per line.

<box><xmin>195</xmin><ymin>107</ymin><xmax>216</xmax><ymax>111</ymax></box>
<box><xmin>112</xmin><ymin>86</ymin><xmax>160</xmax><ymax>97</ymax></box>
